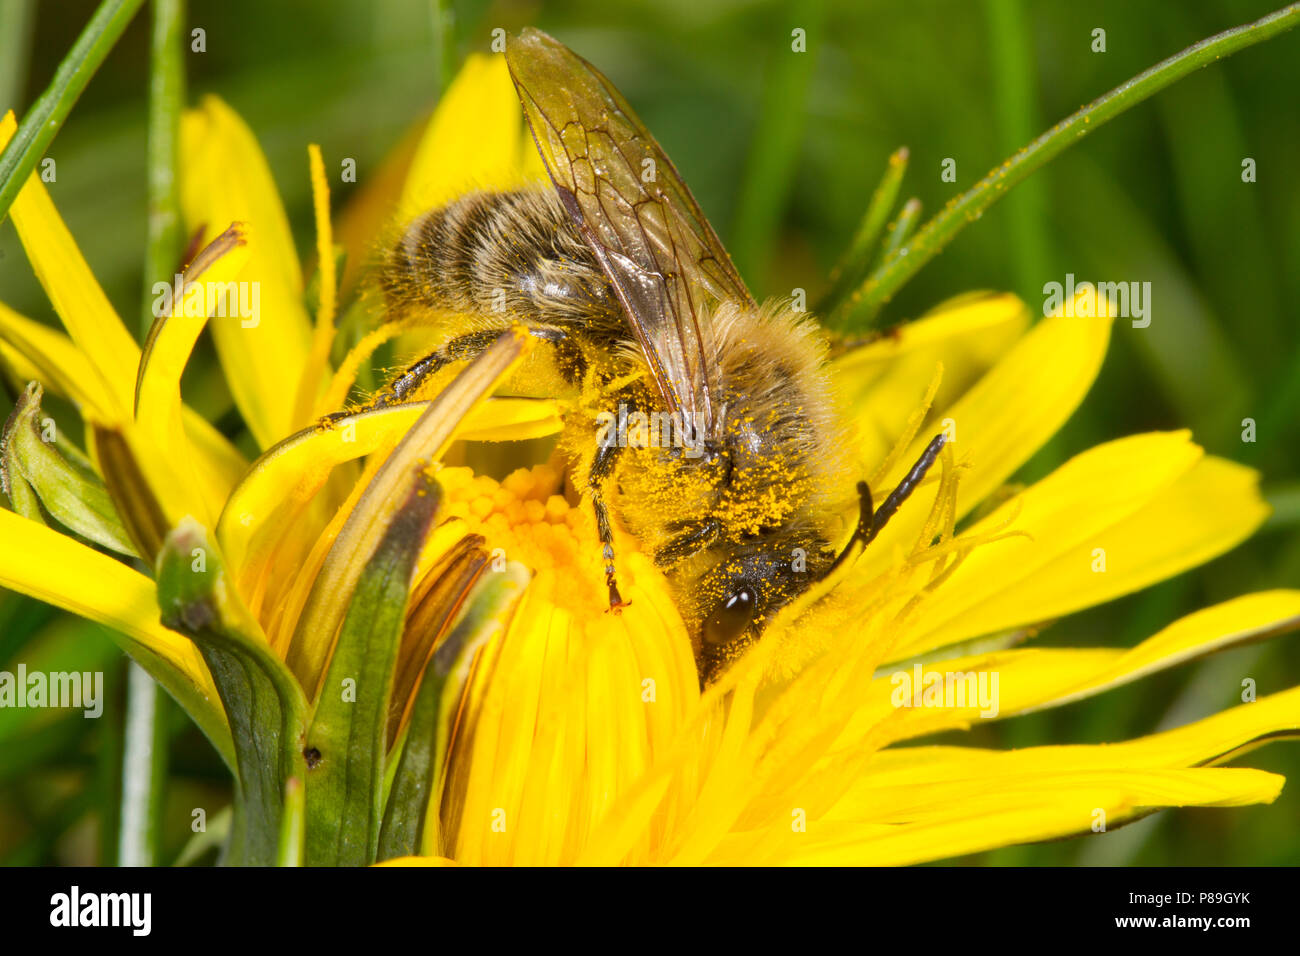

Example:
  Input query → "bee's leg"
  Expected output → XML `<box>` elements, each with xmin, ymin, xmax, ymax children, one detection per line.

<box><xmin>653</xmin><ymin>518</ymin><xmax>722</xmax><ymax>567</ymax></box>
<box><xmin>317</xmin><ymin>329</ymin><xmax>500</xmax><ymax>425</ymax></box>
<box><xmin>322</xmin><ymin>326</ymin><xmax>581</xmax><ymax>424</ymax></box>
<box><xmin>528</xmin><ymin>326</ymin><xmax>588</xmax><ymax>384</ymax></box>
<box><xmin>379</xmin><ymin>328</ymin><xmax>507</xmax><ymax>407</ymax></box>
<box><xmin>868</xmin><ymin>433</ymin><xmax>947</xmax><ymax>542</ymax></box>
<box><xmin>589</xmin><ymin>436</ymin><xmax>631</xmax><ymax>612</ymax></box>
<box><xmin>825</xmin><ymin>433</ymin><xmax>947</xmax><ymax>575</ymax></box>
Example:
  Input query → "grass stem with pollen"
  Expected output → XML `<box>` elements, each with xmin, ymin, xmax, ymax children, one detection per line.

<box><xmin>829</xmin><ymin>2</ymin><xmax>1300</xmax><ymax>331</ymax></box>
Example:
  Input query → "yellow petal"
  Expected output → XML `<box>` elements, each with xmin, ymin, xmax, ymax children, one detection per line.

<box><xmin>445</xmin><ymin>555</ymin><xmax>697</xmax><ymax>866</ymax></box>
<box><xmin>1013</xmin><ymin>589</ymin><xmax>1300</xmax><ymax>715</ymax></box>
<box><xmin>860</xmin><ymin>590</ymin><xmax>1300</xmax><ymax>743</ymax></box>
<box><xmin>847</xmin><ymin>685</ymin><xmax>1300</xmax><ymax>812</ymax></box>
<box><xmin>286</xmin><ymin>330</ymin><xmax>534</xmax><ymax>692</ymax></box>
<box><xmin>720</xmin><ymin>686</ymin><xmax>1300</xmax><ymax>864</ymax></box>
<box><xmin>860</xmin><ymin>308</ymin><xmax>1114</xmax><ymax>578</ymax></box>
<box><xmin>0</xmin><ymin>303</ymin><xmax>247</xmax><ymax>499</ymax></box>
<box><xmin>180</xmin><ymin>411</ymin><xmax>248</xmax><ymax>503</ymax></box>
<box><xmin>398</xmin><ymin>54</ymin><xmax>539</xmax><ymax>221</ymax></box>
<box><xmin>0</xmin><ymin>302</ymin><xmax>116</xmax><ymax>419</ymax></box>
<box><xmin>737</xmin><ymin>768</ymin><xmax>1281</xmax><ymax>866</ymax></box>
<box><xmin>0</xmin><ymin>113</ymin><xmax>242</xmax><ymax>527</ymax></box>
<box><xmin>901</xmin><ymin>441</ymin><xmax>1267</xmax><ymax>658</ymax></box>
<box><xmin>832</xmin><ymin>291</ymin><xmax>1030</xmax><ymax>468</ymax></box>
<box><xmin>137</xmin><ymin>226</ymin><xmax>253</xmax><ymax>526</ymax></box>
<box><xmin>2</xmin><ymin>112</ymin><xmax>139</xmax><ymax>421</ymax></box>
<box><xmin>290</xmin><ymin>144</ymin><xmax>336</xmax><ymax>432</ymax></box>
<box><xmin>180</xmin><ymin>96</ymin><xmax>313</xmax><ymax>448</ymax></box>
<box><xmin>0</xmin><ymin>509</ymin><xmax>228</xmax><ymax>759</ymax></box>
<box><xmin>847</xmin><ymin>769</ymin><xmax>1281</xmax><ymax>827</ymax></box>
<box><xmin>215</xmin><ymin>392</ymin><xmax>559</xmax><ymax>615</ymax></box>
<box><xmin>217</xmin><ymin>405</ymin><xmax>428</xmax><ymax>603</ymax></box>
<box><xmin>456</xmin><ymin>397</ymin><xmax>563</xmax><ymax>441</ymax></box>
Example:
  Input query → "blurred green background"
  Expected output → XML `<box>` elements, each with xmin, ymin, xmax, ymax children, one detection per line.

<box><xmin>0</xmin><ymin>0</ymin><xmax>1297</xmax><ymax>865</ymax></box>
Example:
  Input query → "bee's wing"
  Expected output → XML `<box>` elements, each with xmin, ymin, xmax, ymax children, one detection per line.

<box><xmin>507</xmin><ymin>27</ymin><xmax>755</xmax><ymax>441</ymax></box>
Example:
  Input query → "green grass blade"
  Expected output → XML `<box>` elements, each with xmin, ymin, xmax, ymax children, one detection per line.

<box><xmin>728</xmin><ymin>0</ymin><xmax>825</xmax><ymax>286</ymax></box>
<box><xmin>879</xmin><ymin>197</ymin><xmax>921</xmax><ymax>262</ymax></box>
<box><xmin>983</xmin><ymin>0</ymin><xmax>1051</xmax><ymax>306</ymax></box>
<box><xmin>816</xmin><ymin>146</ymin><xmax>909</xmax><ymax>314</ymax></box>
<box><xmin>117</xmin><ymin>662</ymin><xmax>167</xmax><ymax>865</ymax></box>
<box><xmin>141</xmin><ymin>0</ymin><xmax>186</xmax><ymax>337</ymax></box>
<box><xmin>0</xmin><ymin>0</ymin><xmax>146</xmax><ymax>223</ymax></box>
<box><xmin>830</xmin><ymin>2</ymin><xmax>1300</xmax><ymax>330</ymax></box>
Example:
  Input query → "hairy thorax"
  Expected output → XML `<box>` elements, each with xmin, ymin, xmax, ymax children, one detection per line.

<box><xmin>608</xmin><ymin>300</ymin><xmax>851</xmax><ymax>634</ymax></box>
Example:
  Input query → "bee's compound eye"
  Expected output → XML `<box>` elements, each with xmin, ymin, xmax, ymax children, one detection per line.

<box><xmin>703</xmin><ymin>586</ymin><xmax>758</xmax><ymax>646</ymax></box>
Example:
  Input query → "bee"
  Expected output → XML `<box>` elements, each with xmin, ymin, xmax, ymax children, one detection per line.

<box><xmin>375</xmin><ymin>28</ymin><xmax>945</xmax><ymax>684</ymax></box>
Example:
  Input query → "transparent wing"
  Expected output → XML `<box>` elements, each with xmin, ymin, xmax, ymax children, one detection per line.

<box><xmin>506</xmin><ymin>27</ymin><xmax>755</xmax><ymax>441</ymax></box>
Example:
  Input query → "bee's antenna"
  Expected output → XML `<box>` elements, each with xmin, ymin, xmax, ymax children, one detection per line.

<box><xmin>825</xmin><ymin>433</ymin><xmax>947</xmax><ymax>577</ymax></box>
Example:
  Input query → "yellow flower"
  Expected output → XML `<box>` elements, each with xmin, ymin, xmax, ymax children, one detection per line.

<box><xmin>1</xmin><ymin>53</ymin><xmax>1298</xmax><ymax>867</ymax></box>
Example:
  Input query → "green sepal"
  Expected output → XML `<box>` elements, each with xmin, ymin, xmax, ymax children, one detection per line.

<box><xmin>377</xmin><ymin>560</ymin><xmax>529</xmax><ymax>861</ymax></box>
<box><xmin>1</xmin><ymin>381</ymin><xmax>136</xmax><ymax>555</ymax></box>
<box><xmin>304</xmin><ymin>471</ymin><xmax>440</xmax><ymax>866</ymax></box>
<box><xmin>156</xmin><ymin>518</ymin><xmax>308</xmax><ymax>866</ymax></box>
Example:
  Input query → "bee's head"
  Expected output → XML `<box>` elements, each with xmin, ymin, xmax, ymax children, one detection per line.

<box><xmin>691</xmin><ymin>535</ymin><xmax>830</xmax><ymax>686</ymax></box>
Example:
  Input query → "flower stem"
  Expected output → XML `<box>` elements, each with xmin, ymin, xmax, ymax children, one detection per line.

<box><xmin>118</xmin><ymin>662</ymin><xmax>167</xmax><ymax>866</ymax></box>
<box><xmin>117</xmin><ymin>0</ymin><xmax>187</xmax><ymax>865</ymax></box>
<box><xmin>0</xmin><ymin>0</ymin><xmax>146</xmax><ymax>224</ymax></box>
<box><xmin>829</xmin><ymin>2</ymin><xmax>1300</xmax><ymax>331</ymax></box>
<box><xmin>277</xmin><ymin>778</ymin><xmax>305</xmax><ymax>867</ymax></box>
<box><xmin>141</xmin><ymin>0</ymin><xmax>186</xmax><ymax>338</ymax></box>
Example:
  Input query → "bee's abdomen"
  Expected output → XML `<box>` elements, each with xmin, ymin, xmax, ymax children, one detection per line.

<box><xmin>383</xmin><ymin>187</ymin><xmax>617</xmax><ymax>326</ymax></box>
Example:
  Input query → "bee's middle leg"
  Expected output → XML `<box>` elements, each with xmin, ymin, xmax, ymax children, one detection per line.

<box><xmin>590</xmin><ymin>436</ymin><xmax>630</xmax><ymax>612</ymax></box>
<box><xmin>384</xmin><ymin>325</ymin><xmax>587</xmax><ymax>401</ymax></box>
<box><xmin>379</xmin><ymin>328</ymin><xmax>507</xmax><ymax>407</ymax></box>
<box><xmin>323</xmin><ymin>326</ymin><xmax>583</xmax><ymax>423</ymax></box>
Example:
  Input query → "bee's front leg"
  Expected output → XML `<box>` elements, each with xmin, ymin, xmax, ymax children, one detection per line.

<box><xmin>653</xmin><ymin>518</ymin><xmax>721</xmax><ymax>567</ymax></box>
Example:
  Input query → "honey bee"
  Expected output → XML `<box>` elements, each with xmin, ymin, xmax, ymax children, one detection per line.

<box><xmin>375</xmin><ymin>28</ymin><xmax>945</xmax><ymax>684</ymax></box>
